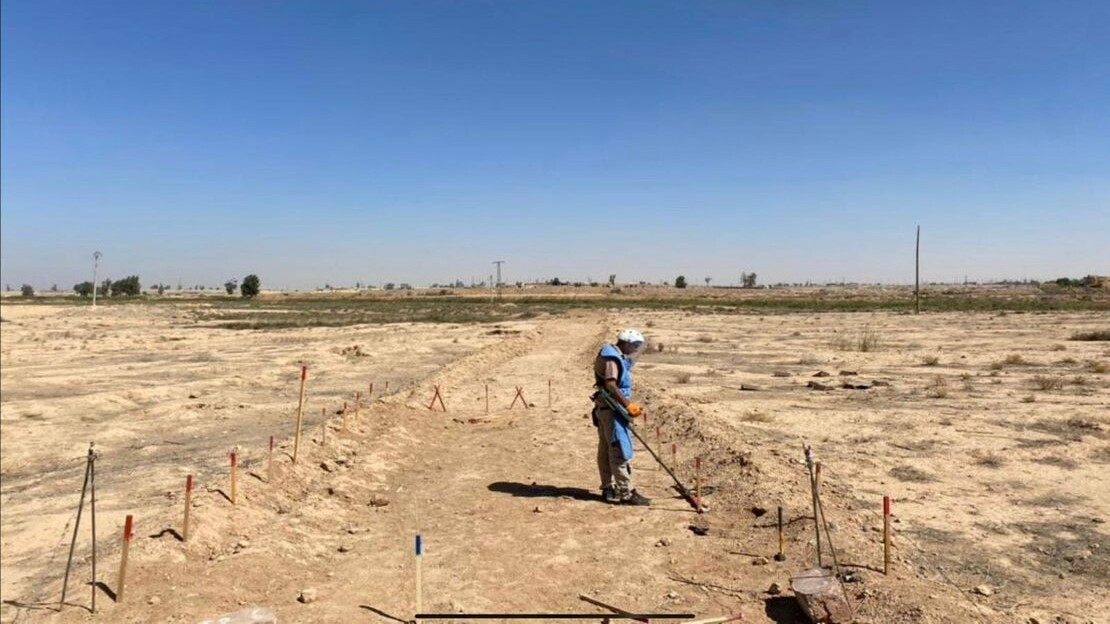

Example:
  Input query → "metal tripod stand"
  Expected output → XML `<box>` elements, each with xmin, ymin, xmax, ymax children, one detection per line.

<box><xmin>59</xmin><ymin>442</ymin><xmax>99</xmax><ymax>612</ymax></box>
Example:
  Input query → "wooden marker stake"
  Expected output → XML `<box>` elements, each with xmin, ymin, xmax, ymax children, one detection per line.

<box><xmin>342</xmin><ymin>401</ymin><xmax>349</xmax><ymax>432</ymax></box>
<box><xmin>369</xmin><ymin>382</ymin><xmax>375</xmax><ymax>403</ymax></box>
<box><xmin>883</xmin><ymin>496</ymin><xmax>892</xmax><ymax>575</ymax></box>
<box><xmin>267</xmin><ymin>436</ymin><xmax>275</xmax><ymax>483</ymax></box>
<box><xmin>547</xmin><ymin>379</ymin><xmax>552</xmax><ymax>408</ymax></box>
<box><xmin>183</xmin><ymin>475</ymin><xmax>193</xmax><ymax>541</ymax></box>
<box><xmin>230</xmin><ymin>451</ymin><xmax>238</xmax><ymax>504</ymax></box>
<box><xmin>427</xmin><ymin>385</ymin><xmax>447</xmax><ymax>412</ymax></box>
<box><xmin>485</xmin><ymin>384</ymin><xmax>489</xmax><ymax>414</ymax></box>
<box><xmin>774</xmin><ymin>506</ymin><xmax>786</xmax><ymax>561</ymax></box>
<box><xmin>510</xmin><ymin>386</ymin><xmax>529</xmax><ymax>409</ymax></box>
<box><xmin>355</xmin><ymin>392</ymin><xmax>361</xmax><ymax>425</ymax></box>
<box><xmin>671</xmin><ymin>443</ymin><xmax>677</xmax><ymax>469</ymax></box>
<box><xmin>384</xmin><ymin>380</ymin><xmax>389</xmax><ymax>395</ymax></box>
<box><xmin>695</xmin><ymin>457</ymin><xmax>703</xmax><ymax>511</ymax></box>
<box><xmin>815</xmin><ymin>461</ymin><xmax>822</xmax><ymax>495</ymax></box>
<box><xmin>655</xmin><ymin>425</ymin><xmax>662</xmax><ymax>449</ymax></box>
<box><xmin>293</xmin><ymin>366</ymin><xmax>307</xmax><ymax>463</ymax></box>
<box><xmin>116</xmin><ymin>515</ymin><xmax>133</xmax><ymax>602</ymax></box>
<box><xmin>321</xmin><ymin>407</ymin><xmax>327</xmax><ymax>445</ymax></box>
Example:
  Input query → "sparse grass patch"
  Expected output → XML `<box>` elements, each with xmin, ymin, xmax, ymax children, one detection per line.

<box><xmin>922</xmin><ymin>355</ymin><xmax>940</xmax><ymax>366</ymax></box>
<box><xmin>1035</xmin><ymin>455</ymin><xmax>1079</xmax><ymax>470</ymax></box>
<box><xmin>1059</xmin><ymin>356</ymin><xmax>1078</xmax><ymax>364</ymax></box>
<box><xmin>798</xmin><ymin>354</ymin><xmax>821</xmax><ymax>365</ymax></box>
<box><xmin>696</xmin><ymin>335</ymin><xmax>714</xmax><ymax>343</ymax></box>
<box><xmin>1072</xmin><ymin>375</ymin><xmax>1088</xmax><ymax>386</ymax></box>
<box><xmin>1031</xmin><ymin>375</ymin><xmax>1066</xmax><ymax>391</ymax></box>
<box><xmin>1021</xmin><ymin>394</ymin><xmax>1036</xmax><ymax>403</ymax></box>
<box><xmin>742</xmin><ymin>410</ymin><xmax>774</xmax><ymax>423</ymax></box>
<box><xmin>1087</xmin><ymin>360</ymin><xmax>1108</xmax><ymax>374</ymax></box>
<box><xmin>1004</xmin><ymin>354</ymin><xmax>1026</xmax><ymax>365</ymax></box>
<box><xmin>1051</xmin><ymin>344</ymin><xmax>1067</xmax><ymax>351</ymax></box>
<box><xmin>675</xmin><ymin>372</ymin><xmax>693</xmax><ymax>384</ymax></box>
<box><xmin>830</xmin><ymin>328</ymin><xmax>883</xmax><ymax>352</ymax></box>
<box><xmin>1069</xmin><ymin>329</ymin><xmax>1110</xmax><ymax>341</ymax></box>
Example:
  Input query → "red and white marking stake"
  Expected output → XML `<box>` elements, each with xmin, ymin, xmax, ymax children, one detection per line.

<box><xmin>293</xmin><ymin>366</ymin><xmax>308</xmax><ymax>463</ymax></box>
<box><xmin>116</xmin><ymin>515</ymin><xmax>133</xmax><ymax>602</ymax></box>
<box><xmin>883</xmin><ymin>496</ymin><xmax>892</xmax><ymax>575</ymax></box>
<box><xmin>230</xmin><ymin>451</ymin><xmax>239</xmax><ymax>504</ymax></box>
<box><xmin>183</xmin><ymin>475</ymin><xmax>193</xmax><ymax>541</ymax></box>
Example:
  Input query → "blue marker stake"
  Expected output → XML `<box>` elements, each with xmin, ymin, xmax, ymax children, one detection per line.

<box><xmin>415</xmin><ymin>534</ymin><xmax>423</xmax><ymax>615</ymax></box>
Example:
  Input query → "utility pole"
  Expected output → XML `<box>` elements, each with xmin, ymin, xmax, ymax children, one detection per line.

<box><xmin>914</xmin><ymin>225</ymin><xmax>921</xmax><ymax>314</ymax></box>
<box><xmin>92</xmin><ymin>251</ymin><xmax>102</xmax><ymax>307</ymax></box>
<box><xmin>492</xmin><ymin>260</ymin><xmax>505</xmax><ymax>302</ymax></box>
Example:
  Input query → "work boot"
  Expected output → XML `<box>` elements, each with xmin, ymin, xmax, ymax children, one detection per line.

<box><xmin>620</xmin><ymin>490</ymin><xmax>651</xmax><ymax>506</ymax></box>
<box><xmin>601</xmin><ymin>486</ymin><xmax>619</xmax><ymax>503</ymax></box>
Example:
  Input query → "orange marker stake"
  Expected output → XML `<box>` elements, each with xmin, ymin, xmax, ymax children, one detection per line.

<box><xmin>342</xmin><ymin>401</ymin><xmax>349</xmax><ymax>433</ymax></box>
<box><xmin>183</xmin><ymin>475</ymin><xmax>193</xmax><ymax>541</ymax></box>
<box><xmin>883</xmin><ymin>496</ymin><xmax>892</xmax><ymax>575</ymax></box>
<box><xmin>116</xmin><ymin>515</ymin><xmax>133</xmax><ymax>602</ymax></box>
<box><xmin>267</xmin><ymin>435</ymin><xmax>274</xmax><ymax>483</ymax></box>
<box><xmin>230</xmin><ymin>451</ymin><xmax>238</xmax><ymax>504</ymax></box>
<box><xmin>293</xmin><ymin>366</ymin><xmax>308</xmax><ymax>463</ymax></box>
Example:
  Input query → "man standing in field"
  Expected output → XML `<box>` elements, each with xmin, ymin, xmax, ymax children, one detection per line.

<box><xmin>593</xmin><ymin>329</ymin><xmax>650</xmax><ymax>506</ymax></box>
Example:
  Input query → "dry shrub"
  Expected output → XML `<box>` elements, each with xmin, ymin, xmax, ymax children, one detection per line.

<box><xmin>743</xmin><ymin>410</ymin><xmax>774</xmax><ymax>423</ymax></box>
<box><xmin>1070</xmin><ymin>329</ymin><xmax>1110</xmax><ymax>341</ymax></box>
<box><xmin>889</xmin><ymin>465</ymin><xmax>934</xmax><ymax>483</ymax></box>
<box><xmin>1004</xmin><ymin>354</ymin><xmax>1026</xmax><ymax>365</ymax></box>
<box><xmin>974</xmin><ymin>451</ymin><xmax>1007</xmax><ymax>469</ymax></box>
<box><xmin>1022</xmin><ymin>394</ymin><xmax>1037</xmax><ymax>403</ymax></box>
<box><xmin>922</xmin><ymin>355</ymin><xmax>940</xmax><ymax>366</ymax></box>
<box><xmin>1035</xmin><ymin>455</ymin><xmax>1079</xmax><ymax>470</ymax></box>
<box><xmin>1059</xmin><ymin>356</ymin><xmax>1078</xmax><ymax>364</ymax></box>
<box><xmin>1051</xmin><ymin>344</ymin><xmax>1067</xmax><ymax>351</ymax></box>
<box><xmin>989</xmin><ymin>361</ymin><xmax>1005</xmax><ymax>371</ymax></box>
<box><xmin>1032</xmin><ymin>375</ymin><xmax>1066</xmax><ymax>391</ymax></box>
<box><xmin>696</xmin><ymin>335</ymin><xmax>714</xmax><ymax>343</ymax></box>
<box><xmin>1073</xmin><ymin>375</ymin><xmax>1088</xmax><ymax>386</ymax></box>
<box><xmin>676</xmin><ymin>372</ymin><xmax>693</xmax><ymax>384</ymax></box>
<box><xmin>798</xmin><ymin>354</ymin><xmax>821</xmax><ymax>365</ymax></box>
<box><xmin>926</xmin><ymin>376</ymin><xmax>948</xmax><ymax>398</ymax></box>
<box><xmin>830</xmin><ymin>329</ymin><xmax>883</xmax><ymax>352</ymax></box>
<box><xmin>655</xmin><ymin>343</ymin><xmax>665</xmax><ymax>353</ymax></box>
<box><xmin>1088</xmin><ymin>360</ymin><xmax>1108</xmax><ymax>374</ymax></box>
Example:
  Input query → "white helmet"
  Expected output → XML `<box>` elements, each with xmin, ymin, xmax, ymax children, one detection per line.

<box><xmin>617</xmin><ymin>329</ymin><xmax>645</xmax><ymax>344</ymax></box>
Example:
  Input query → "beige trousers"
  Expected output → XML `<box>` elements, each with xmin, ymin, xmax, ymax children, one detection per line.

<box><xmin>595</xmin><ymin>407</ymin><xmax>632</xmax><ymax>496</ymax></box>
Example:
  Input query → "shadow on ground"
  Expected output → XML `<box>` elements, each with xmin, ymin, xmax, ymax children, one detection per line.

<box><xmin>487</xmin><ymin>481</ymin><xmax>601</xmax><ymax>502</ymax></box>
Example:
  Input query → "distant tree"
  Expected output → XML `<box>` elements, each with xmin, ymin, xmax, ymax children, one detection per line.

<box><xmin>20</xmin><ymin>284</ymin><xmax>34</xmax><ymax>298</ymax></box>
<box><xmin>399</xmin><ymin>283</ymin><xmax>412</xmax><ymax>290</ymax></box>
<box><xmin>241</xmin><ymin>274</ymin><xmax>261</xmax><ymax>298</ymax></box>
<box><xmin>224</xmin><ymin>279</ymin><xmax>238</xmax><ymax>295</ymax></box>
<box><xmin>608</xmin><ymin>274</ymin><xmax>617</xmax><ymax>287</ymax></box>
<box><xmin>742</xmin><ymin>272</ymin><xmax>758</xmax><ymax>289</ymax></box>
<box><xmin>74</xmin><ymin>281</ymin><xmax>94</xmax><ymax>297</ymax></box>
<box><xmin>51</xmin><ymin>284</ymin><xmax>59</xmax><ymax>292</ymax></box>
<box><xmin>549</xmin><ymin>277</ymin><xmax>564</xmax><ymax>286</ymax></box>
<box><xmin>99</xmin><ymin>279</ymin><xmax>112</xmax><ymax>297</ymax></box>
<box><xmin>4</xmin><ymin>284</ymin><xmax>9</xmax><ymax>292</ymax></box>
<box><xmin>110</xmin><ymin>276</ymin><xmax>141</xmax><ymax>297</ymax></box>
<box><xmin>384</xmin><ymin>283</ymin><xmax>396</xmax><ymax>290</ymax></box>
<box><xmin>704</xmin><ymin>276</ymin><xmax>711</xmax><ymax>287</ymax></box>
<box><xmin>157</xmin><ymin>283</ymin><xmax>166</xmax><ymax>296</ymax></box>
<box><xmin>675</xmin><ymin>275</ymin><xmax>687</xmax><ymax>289</ymax></box>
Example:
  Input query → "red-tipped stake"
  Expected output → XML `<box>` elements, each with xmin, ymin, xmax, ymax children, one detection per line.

<box><xmin>883</xmin><ymin>496</ymin><xmax>892</xmax><ymax>575</ymax></box>
<box><xmin>183</xmin><ymin>475</ymin><xmax>193</xmax><ymax>541</ymax></box>
<box><xmin>293</xmin><ymin>366</ymin><xmax>308</xmax><ymax>463</ymax></box>
<box><xmin>230</xmin><ymin>452</ymin><xmax>239</xmax><ymax>504</ymax></box>
<box><xmin>267</xmin><ymin>436</ymin><xmax>275</xmax><ymax>484</ymax></box>
<box><xmin>116</xmin><ymin>515</ymin><xmax>133</xmax><ymax>602</ymax></box>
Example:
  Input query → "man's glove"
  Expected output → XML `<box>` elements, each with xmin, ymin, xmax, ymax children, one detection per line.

<box><xmin>626</xmin><ymin>403</ymin><xmax>644</xmax><ymax>417</ymax></box>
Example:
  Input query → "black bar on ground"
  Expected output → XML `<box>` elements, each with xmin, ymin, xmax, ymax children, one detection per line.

<box><xmin>416</xmin><ymin>614</ymin><xmax>694</xmax><ymax>620</ymax></box>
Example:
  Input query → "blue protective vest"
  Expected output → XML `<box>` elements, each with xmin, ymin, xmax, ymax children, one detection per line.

<box><xmin>596</xmin><ymin>343</ymin><xmax>635</xmax><ymax>461</ymax></box>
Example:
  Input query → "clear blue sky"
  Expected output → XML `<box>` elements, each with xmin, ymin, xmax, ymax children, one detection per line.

<box><xmin>2</xmin><ymin>1</ymin><xmax>1107</xmax><ymax>290</ymax></box>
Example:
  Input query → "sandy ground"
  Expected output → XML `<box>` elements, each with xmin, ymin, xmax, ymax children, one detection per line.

<box><xmin>1</xmin><ymin>303</ymin><xmax>1108</xmax><ymax>623</ymax></box>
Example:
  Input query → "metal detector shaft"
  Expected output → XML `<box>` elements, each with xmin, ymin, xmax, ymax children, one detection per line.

<box><xmin>597</xmin><ymin>390</ymin><xmax>701</xmax><ymax>512</ymax></box>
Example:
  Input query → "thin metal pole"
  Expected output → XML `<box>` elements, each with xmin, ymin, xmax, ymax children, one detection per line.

<box><xmin>90</xmin><ymin>449</ymin><xmax>98</xmax><ymax>613</ymax></box>
<box><xmin>915</xmin><ymin>226</ymin><xmax>920</xmax><ymax>314</ymax></box>
<box><xmin>59</xmin><ymin>448</ymin><xmax>92</xmax><ymax>610</ymax></box>
<box><xmin>804</xmin><ymin>445</ymin><xmax>823</xmax><ymax>568</ymax></box>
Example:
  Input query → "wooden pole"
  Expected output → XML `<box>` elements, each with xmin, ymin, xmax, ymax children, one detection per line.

<box><xmin>293</xmin><ymin>366</ymin><xmax>307</xmax><ymax>463</ymax></box>
<box><xmin>267</xmin><ymin>436</ymin><xmax>274</xmax><ymax>484</ymax></box>
<box><xmin>815</xmin><ymin>461</ymin><xmax>822</xmax><ymax>495</ymax></box>
<box><xmin>90</xmin><ymin>453</ymin><xmax>97</xmax><ymax>613</ymax></box>
<box><xmin>547</xmin><ymin>379</ymin><xmax>552</xmax><ymax>408</ymax></box>
<box><xmin>354</xmin><ymin>392</ymin><xmax>361</xmax><ymax>425</ymax></box>
<box><xmin>883</xmin><ymin>496</ymin><xmax>892</xmax><ymax>575</ymax></box>
<box><xmin>342</xmin><ymin>401</ymin><xmax>349</xmax><ymax>433</ymax></box>
<box><xmin>183</xmin><ymin>475</ymin><xmax>193</xmax><ymax>541</ymax></box>
<box><xmin>485</xmin><ymin>384</ymin><xmax>489</xmax><ymax>414</ymax></box>
<box><xmin>116</xmin><ymin>515</ymin><xmax>133</xmax><ymax>602</ymax></box>
<box><xmin>384</xmin><ymin>380</ymin><xmax>389</xmax><ymax>395</ymax></box>
<box><xmin>230</xmin><ymin>451</ymin><xmax>238</xmax><ymax>504</ymax></box>
<box><xmin>774</xmin><ymin>505</ymin><xmax>786</xmax><ymax>561</ymax></box>
<box><xmin>368</xmin><ymin>382</ymin><xmax>374</xmax><ymax>402</ymax></box>
<box><xmin>915</xmin><ymin>225</ymin><xmax>921</xmax><ymax>314</ymax></box>
<box><xmin>695</xmin><ymin>457</ymin><xmax>703</xmax><ymax>512</ymax></box>
<box><xmin>671</xmin><ymin>443</ymin><xmax>677</xmax><ymax>469</ymax></box>
<box><xmin>321</xmin><ymin>407</ymin><xmax>327</xmax><ymax>445</ymax></box>
<box><xmin>60</xmin><ymin>445</ymin><xmax>93</xmax><ymax>611</ymax></box>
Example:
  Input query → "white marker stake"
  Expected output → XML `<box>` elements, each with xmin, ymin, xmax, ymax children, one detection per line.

<box><xmin>415</xmin><ymin>534</ymin><xmax>424</xmax><ymax>616</ymax></box>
